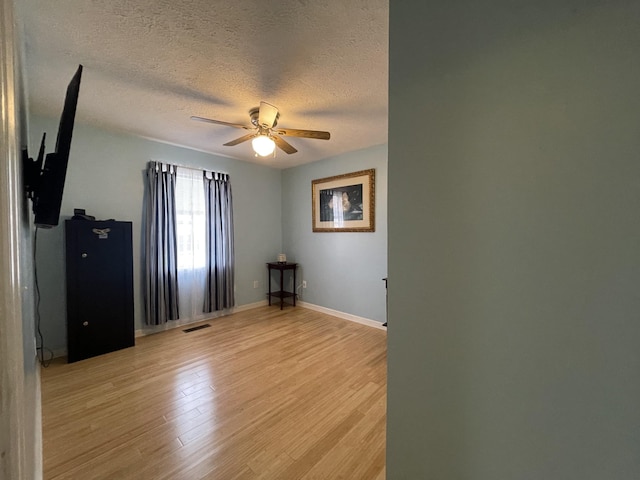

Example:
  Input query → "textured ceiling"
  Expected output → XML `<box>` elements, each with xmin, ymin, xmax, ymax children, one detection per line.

<box><xmin>21</xmin><ymin>0</ymin><xmax>388</xmax><ymax>169</ymax></box>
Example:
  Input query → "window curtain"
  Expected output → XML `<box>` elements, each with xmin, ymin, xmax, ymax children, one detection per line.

<box><xmin>203</xmin><ymin>171</ymin><xmax>235</xmax><ymax>312</ymax></box>
<box><xmin>144</xmin><ymin>161</ymin><xmax>180</xmax><ymax>325</ymax></box>
<box><xmin>175</xmin><ymin>167</ymin><xmax>207</xmax><ymax>321</ymax></box>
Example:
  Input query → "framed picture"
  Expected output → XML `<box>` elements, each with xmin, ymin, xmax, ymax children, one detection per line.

<box><xmin>312</xmin><ymin>169</ymin><xmax>375</xmax><ymax>232</ymax></box>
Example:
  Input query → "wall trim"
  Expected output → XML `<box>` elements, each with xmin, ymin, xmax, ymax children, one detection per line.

<box><xmin>53</xmin><ymin>299</ymin><xmax>382</xmax><ymax>356</ymax></box>
<box><xmin>298</xmin><ymin>301</ymin><xmax>387</xmax><ymax>330</ymax></box>
<box><xmin>52</xmin><ymin>349</ymin><xmax>67</xmax><ymax>359</ymax></box>
<box><xmin>134</xmin><ymin>300</ymin><xmax>268</xmax><ymax>338</ymax></box>
<box><xmin>232</xmin><ymin>300</ymin><xmax>268</xmax><ymax>313</ymax></box>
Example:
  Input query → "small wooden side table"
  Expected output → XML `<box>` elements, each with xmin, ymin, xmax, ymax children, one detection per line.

<box><xmin>266</xmin><ymin>262</ymin><xmax>298</xmax><ymax>310</ymax></box>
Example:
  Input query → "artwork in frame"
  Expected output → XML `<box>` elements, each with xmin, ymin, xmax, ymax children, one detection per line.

<box><xmin>312</xmin><ymin>169</ymin><xmax>375</xmax><ymax>232</ymax></box>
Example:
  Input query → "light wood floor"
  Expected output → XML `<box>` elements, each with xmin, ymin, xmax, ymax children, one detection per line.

<box><xmin>41</xmin><ymin>306</ymin><xmax>387</xmax><ymax>479</ymax></box>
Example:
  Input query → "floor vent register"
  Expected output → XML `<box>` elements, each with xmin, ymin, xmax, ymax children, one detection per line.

<box><xmin>182</xmin><ymin>323</ymin><xmax>211</xmax><ymax>333</ymax></box>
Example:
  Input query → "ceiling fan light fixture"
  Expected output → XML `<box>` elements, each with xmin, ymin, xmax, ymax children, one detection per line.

<box><xmin>252</xmin><ymin>135</ymin><xmax>276</xmax><ymax>157</ymax></box>
<box><xmin>191</xmin><ymin>101</ymin><xmax>329</xmax><ymax>157</ymax></box>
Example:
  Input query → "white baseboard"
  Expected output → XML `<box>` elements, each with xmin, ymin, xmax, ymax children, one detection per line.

<box><xmin>50</xmin><ymin>348</ymin><xmax>67</xmax><ymax>359</ymax></box>
<box><xmin>231</xmin><ymin>300</ymin><xmax>268</xmax><ymax>313</ymax></box>
<box><xmin>46</xmin><ymin>302</ymin><xmax>269</xmax><ymax>358</ymax></box>
<box><xmin>135</xmin><ymin>300</ymin><xmax>268</xmax><ymax>337</ymax></box>
<box><xmin>53</xmin><ymin>300</ymin><xmax>380</xmax><ymax>357</ymax></box>
<box><xmin>298</xmin><ymin>301</ymin><xmax>387</xmax><ymax>331</ymax></box>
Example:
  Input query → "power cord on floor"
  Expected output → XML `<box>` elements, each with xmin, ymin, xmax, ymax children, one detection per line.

<box><xmin>34</xmin><ymin>226</ymin><xmax>54</xmax><ymax>367</ymax></box>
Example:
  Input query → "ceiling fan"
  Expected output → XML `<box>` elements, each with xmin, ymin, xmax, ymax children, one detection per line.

<box><xmin>191</xmin><ymin>101</ymin><xmax>331</xmax><ymax>157</ymax></box>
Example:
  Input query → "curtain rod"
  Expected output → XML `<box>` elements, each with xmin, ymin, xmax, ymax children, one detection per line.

<box><xmin>149</xmin><ymin>160</ymin><xmax>229</xmax><ymax>177</ymax></box>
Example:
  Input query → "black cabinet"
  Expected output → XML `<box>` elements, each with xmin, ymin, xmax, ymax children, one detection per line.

<box><xmin>65</xmin><ymin>220</ymin><xmax>134</xmax><ymax>363</ymax></box>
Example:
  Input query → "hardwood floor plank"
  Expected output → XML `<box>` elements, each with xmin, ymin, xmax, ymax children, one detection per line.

<box><xmin>41</xmin><ymin>306</ymin><xmax>387</xmax><ymax>479</ymax></box>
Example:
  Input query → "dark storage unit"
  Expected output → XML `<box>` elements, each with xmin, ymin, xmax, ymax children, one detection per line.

<box><xmin>65</xmin><ymin>219</ymin><xmax>134</xmax><ymax>363</ymax></box>
<box><xmin>266</xmin><ymin>262</ymin><xmax>298</xmax><ymax>310</ymax></box>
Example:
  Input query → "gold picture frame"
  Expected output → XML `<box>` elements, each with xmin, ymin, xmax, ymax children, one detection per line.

<box><xmin>312</xmin><ymin>169</ymin><xmax>375</xmax><ymax>232</ymax></box>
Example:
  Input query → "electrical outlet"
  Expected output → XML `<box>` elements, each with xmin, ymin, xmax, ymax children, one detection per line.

<box><xmin>253</xmin><ymin>280</ymin><xmax>259</xmax><ymax>289</ymax></box>
<box><xmin>302</xmin><ymin>280</ymin><xmax>307</xmax><ymax>288</ymax></box>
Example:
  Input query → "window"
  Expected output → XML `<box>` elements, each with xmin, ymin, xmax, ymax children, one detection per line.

<box><xmin>144</xmin><ymin>161</ymin><xmax>234</xmax><ymax>325</ymax></box>
<box><xmin>175</xmin><ymin>168</ymin><xmax>206</xmax><ymax>270</ymax></box>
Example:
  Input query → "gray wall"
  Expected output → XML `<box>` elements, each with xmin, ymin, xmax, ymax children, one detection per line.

<box><xmin>31</xmin><ymin>116</ymin><xmax>282</xmax><ymax>353</ymax></box>
<box><xmin>387</xmin><ymin>1</ymin><xmax>640</xmax><ymax>479</ymax></box>
<box><xmin>281</xmin><ymin>145</ymin><xmax>388</xmax><ymax>323</ymax></box>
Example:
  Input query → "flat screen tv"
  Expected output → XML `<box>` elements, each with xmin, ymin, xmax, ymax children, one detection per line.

<box><xmin>23</xmin><ymin>64</ymin><xmax>83</xmax><ymax>228</ymax></box>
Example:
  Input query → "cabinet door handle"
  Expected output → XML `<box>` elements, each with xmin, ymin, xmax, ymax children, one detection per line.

<box><xmin>82</xmin><ymin>321</ymin><xmax>89</xmax><ymax>326</ymax></box>
<box><xmin>81</xmin><ymin>253</ymin><xmax>88</xmax><ymax>258</ymax></box>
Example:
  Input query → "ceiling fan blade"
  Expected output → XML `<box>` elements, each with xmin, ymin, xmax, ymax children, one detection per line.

<box><xmin>273</xmin><ymin>135</ymin><xmax>298</xmax><ymax>154</ymax></box>
<box><xmin>223</xmin><ymin>133</ymin><xmax>256</xmax><ymax>146</ymax></box>
<box><xmin>191</xmin><ymin>116</ymin><xmax>252</xmax><ymax>130</ymax></box>
<box><xmin>258</xmin><ymin>101</ymin><xmax>279</xmax><ymax>129</ymax></box>
<box><xmin>273</xmin><ymin>128</ymin><xmax>330</xmax><ymax>140</ymax></box>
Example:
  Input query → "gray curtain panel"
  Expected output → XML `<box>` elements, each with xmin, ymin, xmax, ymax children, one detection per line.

<box><xmin>144</xmin><ymin>161</ymin><xmax>180</xmax><ymax>325</ymax></box>
<box><xmin>203</xmin><ymin>171</ymin><xmax>235</xmax><ymax>312</ymax></box>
